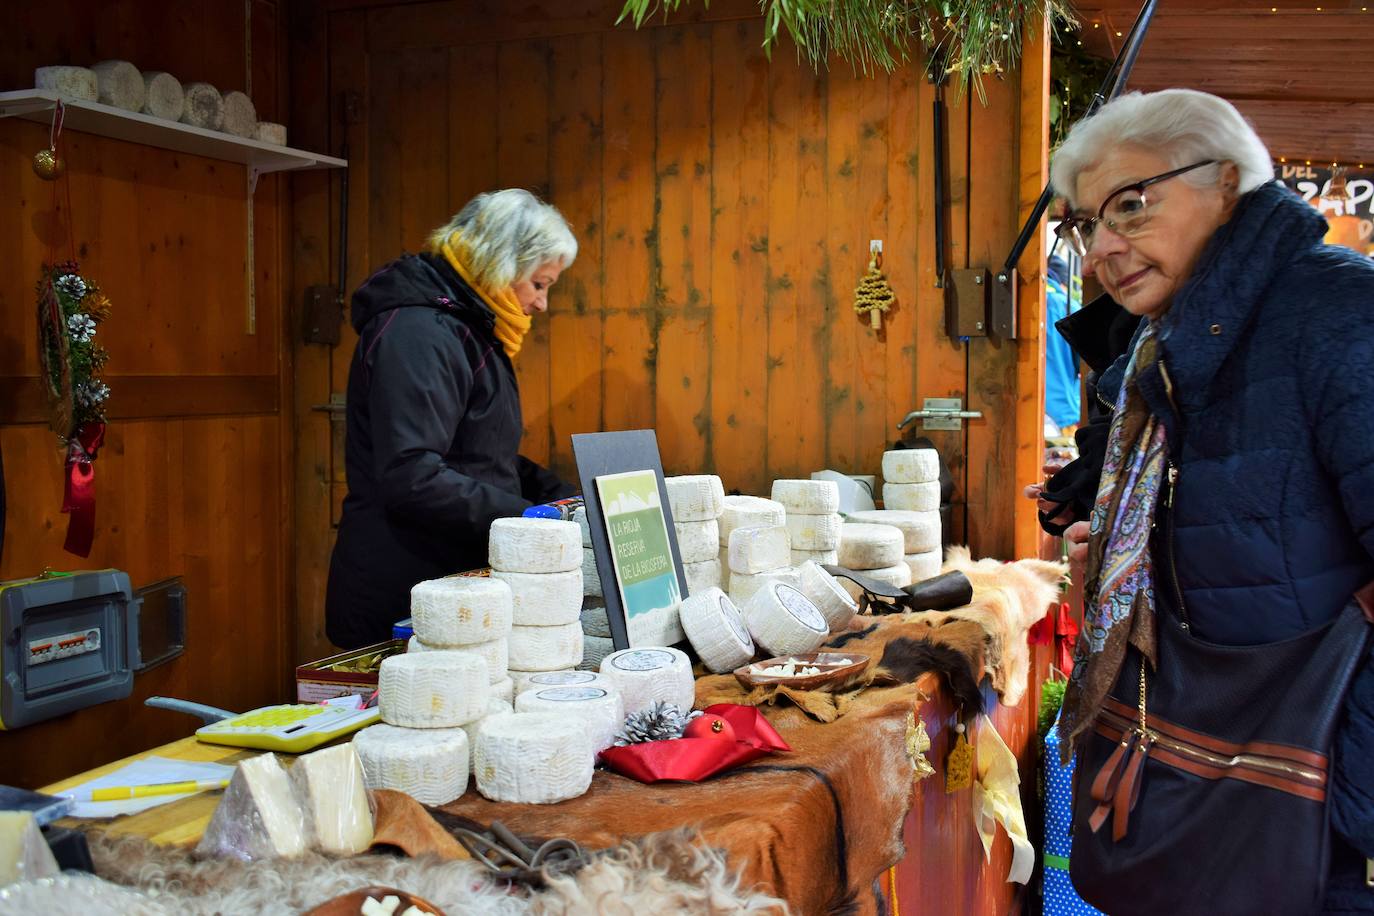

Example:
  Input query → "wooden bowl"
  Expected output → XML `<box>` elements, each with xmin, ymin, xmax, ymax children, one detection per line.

<box><xmin>304</xmin><ymin>886</ymin><xmax>446</xmax><ymax>916</ymax></box>
<box><xmin>733</xmin><ymin>652</ymin><xmax>871</xmax><ymax>692</ymax></box>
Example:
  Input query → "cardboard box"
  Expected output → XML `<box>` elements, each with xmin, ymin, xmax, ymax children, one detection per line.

<box><xmin>295</xmin><ymin>639</ymin><xmax>405</xmax><ymax>704</ymax></box>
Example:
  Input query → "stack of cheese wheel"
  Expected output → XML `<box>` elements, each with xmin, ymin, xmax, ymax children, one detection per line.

<box><xmin>837</xmin><ymin>522</ymin><xmax>912</xmax><ymax>600</ymax></box>
<box><xmin>489</xmin><ymin>518</ymin><xmax>585</xmax><ymax>687</ymax></box>
<box><xmin>717</xmin><ymin>495</ymin><xmax>786</xmax><ymax>593</ymax></box>
<box><xmin>665</xmin><ymin>475</ymin><xmax>725</xmax><ymax>597</ymax></box>
<box><xmin>849</xmin><ymin>506</ymin><xmax>943</xmax><ymax>584</ymax></box>
<box><xmin>515</xmin><ymin>674</ymin><xmax>625</xmax><ymax>754</ymax></box>
<box><xmin>573</xmin><ymin>507</ymin><xmax>615</xmax><ymax>671</ymax></box>
<box><xmin>406</xmin><ymin>576</ymin><xmax>515</xmax><ymax>702</ymax></box>
<box><xmin>353</xmin><ymin>649</ymin><xmax>492</xmax><ymax>805</ymax></box>
<box><xmin>599</xmin><ymin>646</ymin><xmax>696</xmax><ymax>716</ymax></box>
<box><xmin>726</xmin><ymin>523</ymin><xmax>796</xmax><ymax>607</ymax></box>
<box><xmin>775</xmin><ymin>479</ymin><xmax>843</xmax><ymax>567</ymax></box>
<box><xmin>474</xmin><ymin>711</ymin><xmax>595</xmax><ymax>804</ymax></box>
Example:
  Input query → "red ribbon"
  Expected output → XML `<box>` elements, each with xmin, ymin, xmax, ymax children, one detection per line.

<box><xmin>61</xmin><ymin>422</ymin><xmax>105</xmax><ymax>557</ymax></box>
<box><xmin>1055</xmin><ymin>601</ymin><xmax>1079</xmax><ymax>675</ymax></box>
<box><xmin>598</xmin><ymin>704</ymin><xmax>792</xmax><ymax>784</ymax></box>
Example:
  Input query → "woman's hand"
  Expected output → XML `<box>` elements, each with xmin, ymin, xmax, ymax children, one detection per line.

<box><xmin>1065</xmin><ymin>521</ymin><xmax>1092</xmax><ymax>584</ymax></box>
<box><xmin>1023</xmin><ymin>459</ymin><xmax>1076</xmax><ymax>527</ymax></box>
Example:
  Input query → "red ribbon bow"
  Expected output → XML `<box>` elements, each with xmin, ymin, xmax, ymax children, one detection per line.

<box><xmin>598</xmin><ymin>704</ymin><xmax>792</xmax><ymax>784</ymax></box>
<box><xmin>61</xmin><ymin>422</ymin><xmax>105</xmax><ymax>557</ymax></box>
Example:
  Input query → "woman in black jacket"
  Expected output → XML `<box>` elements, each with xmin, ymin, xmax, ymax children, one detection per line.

<box><xmin>325</xmin><ymin>190</ymin><xmax>578</xmax><ymax>648</ymax></box>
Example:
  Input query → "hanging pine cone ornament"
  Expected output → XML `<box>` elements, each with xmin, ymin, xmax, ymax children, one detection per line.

<box><xmin>612</xmin><ymin>701</ymin><xmax>703</xmax><ymax>746</ymax></box>
<box><xmin>854</xmin><ymin>250</ymin><xmax>896</xmax><ymax>330</ymax></box>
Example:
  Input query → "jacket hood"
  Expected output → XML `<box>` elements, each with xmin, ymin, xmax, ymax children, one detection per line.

<box><xmin>350</xmin><ymin>252</ymin><xmax>496</xmax><ymax>334</ymax></box>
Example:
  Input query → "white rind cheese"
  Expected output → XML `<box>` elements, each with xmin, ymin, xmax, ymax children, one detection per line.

<box><xmin>491</xmin><ymin>676</ymin><xmax>515</xmax><ymax>704</ymax></box>
<box><xmin>572</xmin><ymin>506</ymin><xmax>592</xmax><ymax>546</ymax></box>
<box><xmin>34</xmin><ymin>65</ymin><xmax>98</xmax><ymax>102</ymax></box>
<box><xmin>197</xmin><ymin>753</ymin><xmax>307</xmax><ymax>861</ymax></box>
<box><xmin>581</xmin><ymin>548</ymin><xmax>603</xmax><ymax>598</ymax></box>
<box><xmin>579</xmin><ymin>634</ymin><xmax>615</xmax><ymax>671</ymax></box>
<box><xmin>798</xmin><ymin>560</ymin><xmax>860</xmax><ymax>630</ymax></box>
<box><xmin>791</xmin><ymin>548</ymin><xmax>839</xmax><ymax>566</ymax></box>
<box><xmin>785</xmin><ymin>513</ymin><xmax>843</xmax><ymax>550</ymax></box>
<box><xmin>474</xmin><ymin>712</ymin><xmax>595</xmax><ymax>804</ymax></box>
<box><xmin>904</xmin><ymin>549</ymin><xmax>944</xmax><ymax>583</ymax></box>
<box><xmin>599</xmin><ymin>646</ymin><xmax>695</xmax><ymax>715</ymax></box>
<box><xmin>743</xmin><ymin>583</ymin><xmax>830</xmax><ymax>656</ymax></box>
<box><xmin>511</xmin><ymin>668</ymin><xmax>610</xmax><ymax>695</ymax></box>
<box><xmin>675</xmin><ymin>519</ymin><xmax>721</xmax><ymax>563</ymax></box>
<box><xmin>684</xmin><ymin>558</ymin><xmax>723</xmax><ymax>596</ymax></box>
<box><xmin>410</xmin><ymin>636</ymin><xmax>509</xmax><ymax>685</ymax></box>
<box><xmin>718</xmin><ymin>546</ymin><xmax>732</xmax><ymax>592</ymax></box>
<box><xmin>581</xmin><ymin>605</ymin><xmax>611</xmax><ymax>637</ymax></box>
<box><xmin>140</xmin><ymin>71</ymin><xmax>184</xmax><ymax>120</ymax></box>
<box><xmin>771</xmin><ymin>479</ymin><xmax>840</xmax><ymax>514</ymax></box>
<box><xmin>353</xmin><ymin>723</ymin><xmax>469</xmax><ymax>806</ymax></box>
<box><xmin>410</xmin><ymin>577</ymin><xmax>514</xmax><ymax>647</ymax></box>
<box><xmin>846</xmin><ymin>509</ymin><xmax>941</xmax><ymax>553</ymax></box>
<box><xmin>488</xmin><ymin>518</ymin><xmax>582</xmax><ymax>573</ymax></box>
<box><xmin>460</xmin><ymin>698</ymin><xmax>516</xmax><ymax>770</ymax></box>
<box><xmin>838</xmin><ymin>523</ymin><xmax>906</xmax><ymax>570</ymax></box>
<box><xmin>664</xmin><ymin>475</ymin><xmax>725</xmax><ymax>522</ymax></box>
<box><xmin>882</xmin><ymin>481</ymin><xmax>941</xmax><ymax>513</ymax></box>
<box><xmin>491</xmin><ymin>569</ymin><xmax>583</xmax><ymax>626</ymax></box>
<box><xmin>728</xmin><ymin>525</ymin><xmax>791</xmax><ymax>575</ymax></box>
<box><xmin>679</xmin><ymin>587</ymin><xmax>755</xmax><ymax>673</ymax></box>
<box><xmin>516</xmin><ymin>684</ymin><xmax>625</xmax><ymax>753</ymax></box>
<box><xmin>840</xmin><ymin>562</ymin><xmax>914</xmax><ymax>600</ymax></box>
<box><xmin>729</xmin><ymin>566</ymin><xmax>801</xmax><ymax>607</ymax></box>
<box><xmin>179</xmin><ymin>82</ymin><xmax>224</xmax><ymax>130</ymax></box>
<box><xmin>507</xmin><ymin>622</ymin><xmax>583</xmax><ymax>671</ymax></box>
<box><xmin>380</xmin><ymin>651</ymin><xmax>490</xmax><ymax>727</ymax></box>
<box><xmin>881</xmin><ymin>448</ymin><xmax>941</xmax><ymax>484</ymax></box>
<box><xmin>91</xmin><ymin>60</ymin><xmax>145</xmax><ymax>112</ymax></box>
<box><xmin>292</xmin><ymin>744</ymin><xmax>374</xmax><ymax>855</ymax></box>
<box><xmin>719</xmin><ymin>495</ymin><xmax>787</xmax><ymax>545</ymax></box>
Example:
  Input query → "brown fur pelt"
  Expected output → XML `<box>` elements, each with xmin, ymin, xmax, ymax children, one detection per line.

<box><xmin>48</xmin><ymin>829</ymin><xmax>786</xmax><ymax>915</ymax></box>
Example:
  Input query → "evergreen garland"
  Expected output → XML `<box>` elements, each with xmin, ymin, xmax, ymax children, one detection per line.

<box><xmin>37</xmin><ymin>261</ymin><xmax>111</xmax><ymax>442</ymax></box>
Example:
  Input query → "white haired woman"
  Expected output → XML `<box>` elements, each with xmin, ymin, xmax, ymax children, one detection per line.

<box><xmin>1049</xmin><ymin>90</ymin><xmax>1374</xmax><ymax>913</ymax></box>
<box><xmin>326</xmin><ymin>189</ymin><xmax>578</xmax><ymax>648</ymax></box>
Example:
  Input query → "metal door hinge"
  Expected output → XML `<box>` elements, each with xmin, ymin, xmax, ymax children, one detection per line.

<box><xmin>897</xmin><ymin>398</ymin><xmax>984</xmax><ymax>432</ymax></box>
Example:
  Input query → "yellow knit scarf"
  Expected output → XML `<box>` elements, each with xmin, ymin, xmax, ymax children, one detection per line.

<box><xmin>438</xmin><ymin>234</ymin><xmax>531</xmax><ymax>359</ymax></box>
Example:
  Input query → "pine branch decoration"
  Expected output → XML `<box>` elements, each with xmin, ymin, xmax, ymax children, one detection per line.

<box><xmin>613</xmin><ymin>701</ymin><xmax>702</xmax><ymax>746</ymax></box>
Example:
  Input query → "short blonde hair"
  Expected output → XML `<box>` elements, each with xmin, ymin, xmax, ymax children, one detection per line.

<box><xmin>1051</xmin><ymin>89</ymin><xmax>1274</xmax><ymax>209</ymax></box>
<box><xmin>427</xmin><ymin>189</ymin><xmax>578</xmax><ymax>289</ymax></box>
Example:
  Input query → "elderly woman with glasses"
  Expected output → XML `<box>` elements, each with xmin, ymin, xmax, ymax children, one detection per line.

<box><xmin>1049</xmin><ymin>89</ymin><xmax>1374</xmax><ymax>912</ymax></box>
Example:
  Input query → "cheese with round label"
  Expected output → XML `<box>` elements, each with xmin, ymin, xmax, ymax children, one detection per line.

<box><xmin>679</xmin><ymin>587</ymin><xmax>755</xmax><ymax>673</ymax></box>
<box><xmin>729</xmin><ymin>566</ymin><xmax>801</xmax><ymax>607</ymax></box>
<box><xmin>846</xmin><ymin>509</ymin><xmax>941</xmax><ymax>553</ymax></box>
<box><xmin>684</xmin><ymin>557</ymin><xmax>723</xmax><ymax>596</ymax></box>
<box><xmin>728</xmin><ymin>525</ymin><xmax>790</xmax><ymax>575</ymax></box>
<box><xmin>785</xmin><ymin>512</ymin><xmax>843</xmax><ymax>550</ymax></box>
<box><xmin>579</xmin><ymin>634</ymin><xmax>615</xmax><ymax>671</ymax></box>
<box><xmin>507</xmin><ymin>623</ymin><xmax>583</xmax><ymax>671</ymax></box>
<box><xmin>572</xmin><ymin>506</ymin><xmax>592</xmax><ymax>546</ymax></box>
<box><xmin>410</xmin><ymin>577</ymin><xmax>513</xmax><ymax>647</ymax></box>
<box><xmin>581</xmin><ymin>605</ymin><xmax>611</xmax><ymax>637</ymax></box>
<box><xmin>380</xmin><ymin>651</ymin><xmax>490</xmax><ymax>727</ymax></box>
<box><xmin>664</xmin><ymin>475</ymin><xmax>725</xmax><ymax>521</ymax></box>
<box><xmin>475</xmin><ymin>712</ymin><xmax>595</xmax><ymax>804</ymax></box>
<box><xmin>798</xmin><ymin>560</ymin><xmax>859</xmax><ymax>630</ymax></box>
<box><xmin>599</xmin><ymin>646</ymin><xmax>695</xmax><ymax>715</ymax></box>
<box><xmin>352</xmin><ymin>723</ymin><xmax>470</xmax><ymax>806</ymax></box>
<box><xmin>743</xmin><ymin>582</ymin><xmax>830</xmax><ymax>656</ymax></box>
<box><xmin>581</xmin><ymin>548</ymin><xmax>603</xmax><ymax>598</ymax></box>
<box><xmin>675</xmin><ymin>519</ymin><xmax>720</xmax><ymax>563</ymax></box>
<box><xmin>771</xmin><ymin>479</ymin><xmax>840</xmax><ymax>514</ymax></box>
<box><xmin>904</xmin><ymin>549</ymin><xmax>943</xmax><ymax>583</ymax></box>
<box><xmin>490</xmin><ymin>569</ymin><xmax>582</xmax><ymax>626</ymax></box>
<box><xmin>511</xmin><ymin>668</ymin><xmax>611</xmax><ymax>695</ymax></box>
<box><xmin>881</xmin><ymin>448</ymin><xmax>941</xmax><ymax>484</ymax></box>
<box><xmin>840</xmin><ymin>562</ymin><xmax>914</xmax><ymax>600</ymax></box>
<box><xmin>410</xmin><ymin>636</ymin><xmax>508</xmax><ymax>684</ymax></box>
<box><xmin>719</xmin><ymin>495</ymin><xmax>786</xmax><ymax>545</ymax></box>
<box><xmin>516</xmin><ymin>684</ymin><xmax>625</xmax><ymax>753</ymax></box>
<box><xmin>882</xmin><ymin>481</ymin><xmax>940</xmax><ymax>512</ymax></box>
<box><xmin>488</xmin><ymin>518</ymin><xmax>581</xmax><ymax>573</ymax></box>
<box><xmin>838</xmin><ymin>523</ymin><xmax>906</xmax><ymax>570</ymax></box>
<box><xmin>791</xmin><ymin>548</ymin><xmax>839</xmax><ymax>566</ymax></box>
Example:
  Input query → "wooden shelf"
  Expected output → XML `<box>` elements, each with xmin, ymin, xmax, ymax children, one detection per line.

<box><xmin>0</xmin><ymin>89</ymin><xmax>346</xmax><ymax>190</ymax></box>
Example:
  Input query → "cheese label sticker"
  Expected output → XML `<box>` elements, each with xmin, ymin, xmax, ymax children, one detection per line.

<box><xmin>775</xmin><ymin>585</ymin><xmax>827</xmax><ymax>631</ymax></box>
<box><xmin>611</xmin><ymin>648</ymin><xmax>676</xmax><ymax>671</ymax></box>
<box><xmin>531</xmin><ymin>671</ymin><xmax>597</xmax><ymax>686</ymax></box>
<box><xmin>535</xmin><ymin>686</ymin><xmax>608</xmax><ymax>702</ymax></box>
<box><xmin>719</xmin><ymin>595</ymin><xmax>752</xmax><ymax>646</ymax></box>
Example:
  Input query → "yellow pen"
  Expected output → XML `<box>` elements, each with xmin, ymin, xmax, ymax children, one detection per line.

<box><xmin>61</xmin><ymin>779</ymin><xmax>230</xmax><ymax>802</ymax></box>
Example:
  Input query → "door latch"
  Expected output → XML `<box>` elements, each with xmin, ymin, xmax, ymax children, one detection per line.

<box><xmin>897</xmin><ymin>398</ymin><xmax>984</xmax><ymax>431</ymax></box>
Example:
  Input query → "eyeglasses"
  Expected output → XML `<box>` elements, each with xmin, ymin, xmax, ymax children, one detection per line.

<box><xmin>1055</xmin><ymin>160</ymin><xmax>1217</xmax><ymax>258</ymax></box>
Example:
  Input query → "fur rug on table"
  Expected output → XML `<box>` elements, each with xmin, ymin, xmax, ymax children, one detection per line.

<box><xmin>0</xmin><ymin>829</ymin><xmax>787</xmax><ymax>916</ymax></box>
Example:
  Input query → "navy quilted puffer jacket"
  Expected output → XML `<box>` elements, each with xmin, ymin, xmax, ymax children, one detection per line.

<box><xmin>1098</xmin><ymin>181</ymin><xmax>1374</xmax><ymax>904</ymax></box>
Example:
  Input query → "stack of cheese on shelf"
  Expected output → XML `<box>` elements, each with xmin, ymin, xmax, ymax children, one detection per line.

<box><xmin>573</xmin><ymin>507</ymin><xmax>615</xmax><ymax>671</ymax></box>
<box><xmin>665</xmin><ymin>475</ymin><xmax>726</xmax><ymax>596</ymax></box>
<box><xmin>777</xmin><ymin>479</ymin><xmax>843</xmax><ymax>567</ymax></box>
<box><xmin>717</xmin><ymin>495</ymin><xmax>786</xmax><ymax>593</ymax></box>
<box><xmin>489</xmin><ymin>518</ymin><xmax>585</xmax><ymax>684</ymax></box>
<box><xmin>406</xmin><ymin>576</ymin><xmax>515</xmax><ymax>702</ymax></box>
<box><xmin>837</xmin><ymin>522</ymin><xmax>912</xmax><ymax>599</ymax></box>
<box><xmin>873</xmin><ymin>448</ymin><xmax>945</xmax><ymax>582</ymax></box>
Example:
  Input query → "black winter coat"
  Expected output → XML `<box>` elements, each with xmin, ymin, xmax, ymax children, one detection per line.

<box><xmin>325</xmin><ymin>253</ymin><xmax>572</xmax><ymax>648</ymax></box>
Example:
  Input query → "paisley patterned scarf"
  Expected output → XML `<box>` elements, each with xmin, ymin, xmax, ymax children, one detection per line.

<box><xmin>1059</xmin><ymin>321</ymin><xmax>1167</xmax><ymax>761</ymax></box>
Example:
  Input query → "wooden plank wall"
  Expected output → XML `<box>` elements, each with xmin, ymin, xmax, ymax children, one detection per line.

<box><xmin>0</xmin><ymin>0</ymin><xmax>293</xmax><ymax>787</ymax></box>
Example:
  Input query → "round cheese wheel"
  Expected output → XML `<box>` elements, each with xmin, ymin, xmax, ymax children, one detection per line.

<box><xmin>882</xmin><ymin>481</ymin><xmax>940</xmax><ymax>513</ymax></box>
<box><xmin>846</xmin><ymin>509</ymin><xmax>941</xmax><ymax>553</ymax></box>
<box><xmin>379</xmin><ymin>651</ymin><xmax>489</xmax><ymax>728</ymax></box>
<box><xmin>599</xmin><ymin>646</ymin><xmax>695</xmax><ymax>715</ymax></box>
<box><xmin>838</xmin><ymin>523</ymin><xmax>906</xmax><ymax>570</ymax></box>
<box><xmin>881</xmin><ymin>448</ymin><xmax>941</xmax><ymax>484</ymax></box>
<box><xmin>743</xmin><ymin>582</ymin><xmax>830</xmax><ymax>656</ymax></box>
<box><xmin>785</xmin><ymin>512</ymin><xmax>843</xmax><ymax>550</ymax></box>
<box><xmin>579</xmin><ymin>634</ymin><xmax>615</xmax><ymax>671</ymax></box>
<box><xmin>729</xmin><ymin>566</ymin><xmax>801</xmax><ymax>607</ymax></box>
<box><xmin>675</xmin><ymin>519</ymin><xmax>720</xmax><ymax>563</ymax></box>
<box><xmin>491</xmin><ymin>676</ymin><xmax>515</xmax><ymax>705</ymax></box>
<box><xmin>683</xmin><ymin>558</ymin><xmax>723</xmax><ymax>596</ymax></box>
<box><xmin>490</xmin><ymin>569</ymin><xmax>582</xmax><ymax>626</ymax></box>
<box><xmin>727</xmin><ymin>525</ymin><xmax>791</xmax><ymax>575</ymax></box>
<box><xmin>905</xmin><ymin>549</ymin><xmax>944</xmax><ymax>583</ymax></box>
<box><xmin>798</xmin><ymin>560</ymin><xmax>859</xmax><ymax>630</ymax></box>
<box><xmin>581</xmin><ymin>548</ymin><xmax>603</xmax><ymax>598</ymax></box>
<box><xmin>255</xmin><ymin>121</ymin><xmax>287</xmax><ymax>145</ymax></box>
<box><xmin>719</xmin><ymin>495</ymin><xmax>786</xmax><ymax>545</ymax></box>
<box><xmin>179</xmin><ymin>81</ymin><xmax>224</xmax><ymax>130</ymax></box>
<box><xmin>352</xmin><ymin>723</ymin><xmax>469</xmax><ymax>806</ymax></box>
<box><xmin>91</xmin><ymin>60</ymin><xmax>145</xmax><ymax>112</ymax></box>
<box><xmin>580</xmin><ymin>605</ymin><xmax>611</xmax><ymax>638</ymax></box>
<box><xmin>488</xmin><ymin>518</ymin><xmax>581</xmax><ymax>573</ymax></box>
<box><xmin>409</xmin><ymin>576</ymin><xmax>513</xmax><ymax>646</ymax></box>
<box><xmin>840</xmin><ymin>562</ymin><xmax>914</xmax><ymax>600</ymax></box>
<box><xmin>679</xmin><ymin>587</ymin><xmax>755</xmax><ymax>674</ymax></box>
<box><xmin>507</xmin><ymin>623</ymin><xmax>582</xmax><ymax>671</ymax></box>
<box><xmin>718</xmin><ymin>545</ymin><xmax>732</xmax><ymax>592</ymax></box>
<box><xmin>221</xmin><ymin>89</ymin><xmax>257</xmax><ymax>138</ymax></box>
<box><xmin>474</xmin><ymin>712</ymin><xmax>594</xmax><ymax>804</ymax></box>
<box><xmin>771</xmin><ymin>479</ymin><xmax>840</xmax><ymax>514</ymax></box>
<box><xmin>460</xmin><ymin>700</ymin><xmax>515</xmax><ymax>771</ymax></box>
<box><xmin>516</xmin><ymin>683</ymin><xmax>625</xmax><ymax>753</ymax></box>
<box><xmin>35</xmin><ymin>65</ymin><xmax>98</xmax><ymax>102</ymax></box>
<box><xmin>140</xmin><ymin>71</ymin><xmax>184</xmax><ymax>120</ymax></box>
<box><xmin>664</xmin><ymin>475</ymin><xmax>725</xmax><ymax>521</ymax></box>
<box><xmin>791</xmin><ymin>548</ymin><xmax>839</xmax><ymax>566</ymax></box>
<box><xmin>410</xmin><ymin>636</ymin><xmax>509</xmax><ymax>685</ymax></box>
<box><xmin>572</xmin><ymin>506</ymin><xmax>593</xmax><ymax>546</ymax></box>
<box><xmin>510</xmin><ymin>668</ymin><xmax>611</xmax><ymax>695</ymax></box>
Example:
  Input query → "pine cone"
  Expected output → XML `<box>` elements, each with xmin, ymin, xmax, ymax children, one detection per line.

<box><xmin>612</xmin><ymin>701</ymin><xmax>702</xmax><ymax>746</ymax></box>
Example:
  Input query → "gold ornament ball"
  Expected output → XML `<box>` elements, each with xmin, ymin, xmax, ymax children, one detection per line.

<box><xmin>32</xmin><ymin>148</ymin><xmax>65</xmax><ymax>181</ymax></box>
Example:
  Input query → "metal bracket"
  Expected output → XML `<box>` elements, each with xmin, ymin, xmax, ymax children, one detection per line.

<box><xmin>897</xmin><ymin>398</ymin><xmax>984</xmax><ymax>432</ymax></box>
<box><xmin>946</xmin><ymin>268</ymin><xmax>1017</xmax><ymax>339</ymax></box>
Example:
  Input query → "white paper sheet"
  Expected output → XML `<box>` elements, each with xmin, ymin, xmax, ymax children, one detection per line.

<box><xmin>60</xmin><ymin>756</ymin><xmax>235</xmax><ymax>818</ymax></box>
